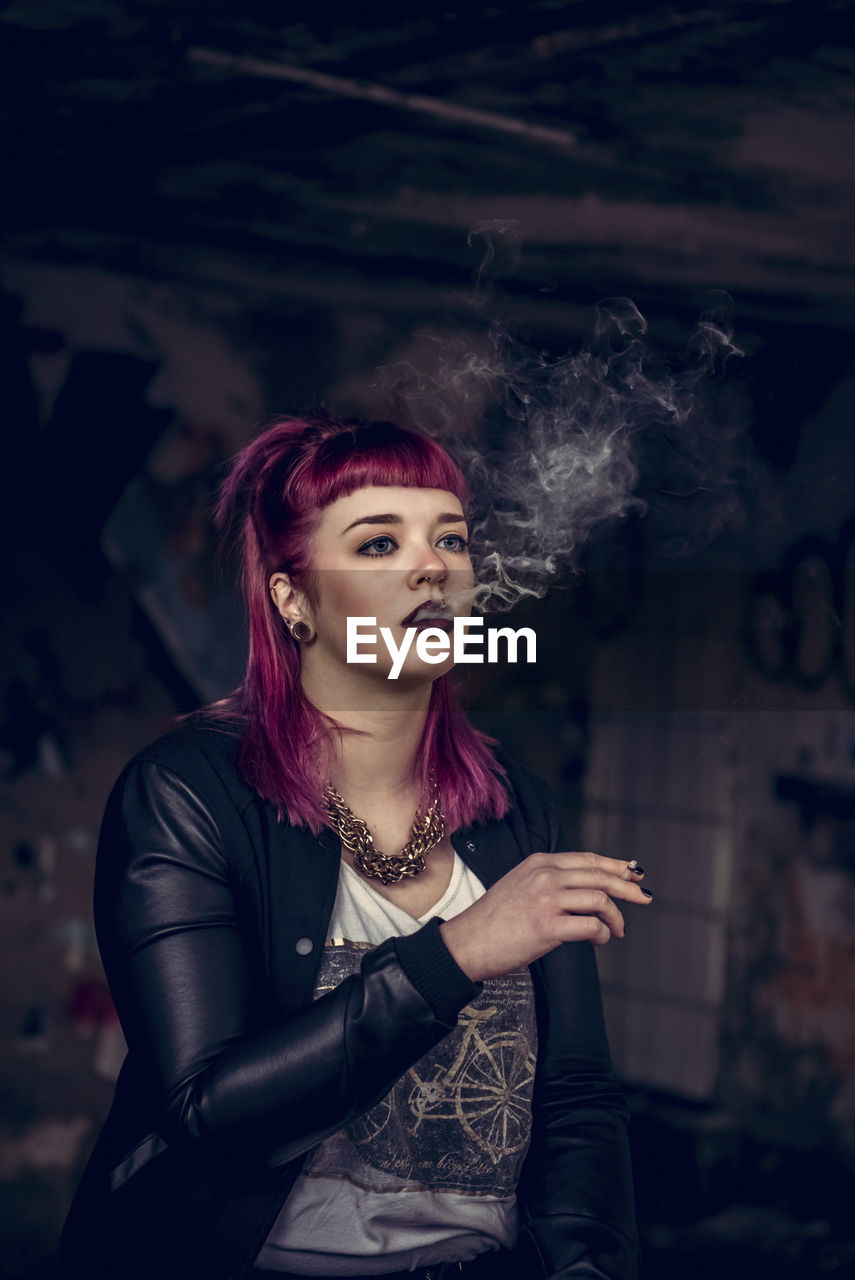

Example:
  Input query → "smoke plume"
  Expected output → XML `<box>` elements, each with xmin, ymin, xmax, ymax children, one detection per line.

<box><xmin>379</xmin><ymin>285</ymin><xmax>745</xmax><ymax>613</ymax></box>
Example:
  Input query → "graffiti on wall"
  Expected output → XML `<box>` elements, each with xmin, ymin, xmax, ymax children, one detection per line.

<box><xmin>743</xmin><ymin>518</ymin><xmax>855</xmax><ymax>704</ymax></box>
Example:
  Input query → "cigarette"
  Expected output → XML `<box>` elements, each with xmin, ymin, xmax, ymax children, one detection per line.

<box><xmin>620</xmin><ymin>860</ymin><xmax>639</xmax><ymax>881</ymax></box>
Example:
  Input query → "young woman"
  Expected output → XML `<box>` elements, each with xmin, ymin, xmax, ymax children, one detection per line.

<box><xmin>61</xmin><ymin>416</ymin><xmax>650</xmax><ymax>1280</ymax></box>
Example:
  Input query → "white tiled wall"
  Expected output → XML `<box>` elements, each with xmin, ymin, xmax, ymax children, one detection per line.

<box><xmin>583</xmin><ymin>712</ymin><xmax>733</xmax><ymax>1098</ymax></box>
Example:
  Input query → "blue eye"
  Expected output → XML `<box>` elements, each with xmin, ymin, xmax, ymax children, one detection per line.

<box><xmin>356</xmin><ymin>533</ymin><xmax>469</xmax><ymax>558</ymax></box>
<box><xmin>439</xmin><ymin>534</ymin><xmax>470</xmax><ymax>553</ymax></box>
<box><xmin>357</xmin><ymin>536</ymin><xmax>397</xmax><ymax>558</ymax></box>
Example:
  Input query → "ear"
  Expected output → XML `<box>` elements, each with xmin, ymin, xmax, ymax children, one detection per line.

<box><xmin>269</xmin><ymin>572</ymin><xmax>309</xmax><ymax>626</ymax></box>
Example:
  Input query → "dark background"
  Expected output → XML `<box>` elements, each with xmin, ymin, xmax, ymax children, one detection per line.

<box><xmin>2</xmin><ymin>3</ymin><xmax>855</xmax><ymax>1276</ymax></box>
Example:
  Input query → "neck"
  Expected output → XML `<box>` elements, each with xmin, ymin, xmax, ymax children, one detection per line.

<box><xmin>302</xmin><ymin>664</ymin><xmax>433</xmax><ymax>803</ymax></box>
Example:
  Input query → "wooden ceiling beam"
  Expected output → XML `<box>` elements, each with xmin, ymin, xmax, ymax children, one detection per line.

<box><xmin>187</xmin><ymin>45</ymin><xmax>580</xmax><ymax>152</ymax></box>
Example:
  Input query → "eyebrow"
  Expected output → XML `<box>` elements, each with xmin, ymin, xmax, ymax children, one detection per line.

<box><xmin>341</xmin><ymin>511</ymin><xmax>467</xmax><ymax>535</ymax></box>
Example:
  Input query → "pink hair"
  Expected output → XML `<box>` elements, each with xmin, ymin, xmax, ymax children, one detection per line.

<box><xmin>209</xmin><ymin>415</ymin><xmax>510</xmax><ymax>833</ymax></box>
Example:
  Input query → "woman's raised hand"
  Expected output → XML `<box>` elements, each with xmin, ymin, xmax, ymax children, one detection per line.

<box><xmin>439</xmin><ymin>851</ymin><xmax>652</xmax><ymax>982</ymax></box>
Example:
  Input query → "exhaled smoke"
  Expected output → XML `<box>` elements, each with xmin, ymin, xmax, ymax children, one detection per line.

<box><xmin>379</xmin><ymin>290</ymin><xmax>745</xmax><ymax>613</ymax></box>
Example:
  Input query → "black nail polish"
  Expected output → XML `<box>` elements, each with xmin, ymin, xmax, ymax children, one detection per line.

<box><xmin>640</xmin><ymin>887</ymin><xmax>653</xmax><ymax>899</ymax></box>
<box><xmin>631</xmin><ymin>864</ymin><xmax>646</xmax><ymax>877</ymax></box>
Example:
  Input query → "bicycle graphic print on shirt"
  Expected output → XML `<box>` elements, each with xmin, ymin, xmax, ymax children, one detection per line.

<box><xmin>304</xmin><ymin>944</ymin><xmax>538</xmax><ymax>1196</ymax></box>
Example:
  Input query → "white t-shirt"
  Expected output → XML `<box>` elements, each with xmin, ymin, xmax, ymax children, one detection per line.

<box><xmin>255</xmin><ymin>853</ymin><xmax>537</xmax><ymax>1276</ymax></box>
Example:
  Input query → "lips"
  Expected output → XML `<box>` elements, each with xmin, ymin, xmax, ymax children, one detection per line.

<box><xmin>401</xmin><ymin>599</ymin><xmax>453</xmax><ymax>627</ymax></box>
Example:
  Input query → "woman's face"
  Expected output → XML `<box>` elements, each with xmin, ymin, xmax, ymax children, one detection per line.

<box><xmin>272</xmin><ymin>485</ymin><xmax>475</xmax><ymax>688</ymax></box>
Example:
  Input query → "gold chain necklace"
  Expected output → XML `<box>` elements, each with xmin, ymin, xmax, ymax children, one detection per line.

<box><xmin>323</xmin><ymin>776</ymin><xmax>446</xmax><ymax>886</ymax></box>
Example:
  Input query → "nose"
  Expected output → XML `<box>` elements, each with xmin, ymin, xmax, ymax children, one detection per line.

<box><xmin>408</xmin><ymin>545</ymin><xmax>449</xmax><ymax>589</ymax></box>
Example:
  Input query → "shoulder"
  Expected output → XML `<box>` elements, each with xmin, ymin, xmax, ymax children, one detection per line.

<box><xmin>131</xmin><ymin>717</ymin><xmax>245</xmax><ymax>789</ymax></box>
<box><xmin>110</xmin><ymin>717</ymin><xmax>258</xmax><ymax>823</ymax></box>
<box><xmin>98</xmin><ymin>719</ymin><xmax>261</xmax><ymax>883</ymax></box>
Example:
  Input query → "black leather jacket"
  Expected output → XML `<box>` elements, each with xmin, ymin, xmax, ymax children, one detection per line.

<box><xmin>61</xmin><ymin>723</ymin><xmax>639</xmax><ymax>1280</ymax></box>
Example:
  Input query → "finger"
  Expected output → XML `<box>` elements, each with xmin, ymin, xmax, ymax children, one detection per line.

<box><xmin>557</xmin><ymin>889</ymin><xmax>626</xmax><ymax>938</ymax></box>
<box><xmin>546</xmin><ymin>850</ymin><xmax>647</xmax><ymax>879</ymax></box>
<box><xmin>564</xmin><ymin>916</ymin><xmax>613</xmax><ymax>946</ymax></box>
<box><xmin>554</xmin><ymin>871</ymin><xmax>653</xmax><ymax>903</ymax></box>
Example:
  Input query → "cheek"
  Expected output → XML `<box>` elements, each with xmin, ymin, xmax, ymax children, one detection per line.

<box><xmin>314</xmin><ymin>572</ymin><xmax>367</xmax><ymax>617</ymax></box>
<box><xmin>313</xmin><ymin>571</ymin><xmax>400</xmax><ymax>650</ymax></box>
<box><xmin>334</xmin><ymin>570</ymin><xmax>401</xmax><ymax>619</ymax></box>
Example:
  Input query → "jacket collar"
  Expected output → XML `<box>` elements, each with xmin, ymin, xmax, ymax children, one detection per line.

<box><xmin>263</xmin><ymin>806</ymin><xmax>526</xmax><ymax>1012</ymax></box>
<box><xmin>449</xmin><ymin>816</ymin><xmax>524</xmax><ymax>889</ymax></box>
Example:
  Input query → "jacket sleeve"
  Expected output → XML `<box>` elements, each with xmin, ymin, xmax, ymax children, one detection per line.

<box><xmin>94</xmin><ymin>758</ymin><xmax>480</xmax><ymax>1168</ymax></box>
<box><xmin>511</xmin><ymin>774</ymin><xmax>640</xmax><ymax>1280</ymax></box>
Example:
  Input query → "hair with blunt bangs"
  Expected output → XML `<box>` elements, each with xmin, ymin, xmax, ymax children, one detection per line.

<box><xmin>207</xmin><ymin>415</ymin><xmax>510</xmax><ymax>833</ymax></box>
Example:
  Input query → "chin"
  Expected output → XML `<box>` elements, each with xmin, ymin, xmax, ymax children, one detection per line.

<box><xmin>395</xmin><ymin>658</ymin><xmax>455</xmax><ymax>684</ymax></box>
